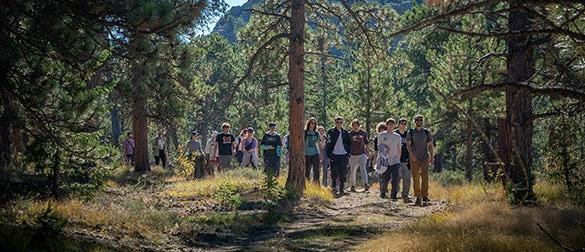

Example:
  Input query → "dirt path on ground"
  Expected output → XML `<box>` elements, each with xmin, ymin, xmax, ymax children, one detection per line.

<box><xmin>233</xmin><ymin>188</ymin><xmax>447</xmax><ymax>251</ymax></box>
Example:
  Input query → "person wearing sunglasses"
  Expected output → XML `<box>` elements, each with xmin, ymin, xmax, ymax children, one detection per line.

<box><xmin>326</xmin><ymin>116</ymin><xmax>351</xmax><ymax>197</ymax></box>
<box><xmin>395</xmin><ymin>118</ymin><xmax>412</xmax><ymax>203</ymax></box>
<box><xmin>304</xmin><ymin>118</ymin><xmax>321</xmax><ymax>183</ymax></box>
<box><xmin>406</xmin><ymin>115</ymin><xmax>434</xmax><ymax>206</ymax></box>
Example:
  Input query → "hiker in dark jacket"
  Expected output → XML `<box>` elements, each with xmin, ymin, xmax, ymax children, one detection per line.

<box><xmin>326</xmin><ymin>116</ymin><xmax>351</xmax><ymax>197</ymax></box>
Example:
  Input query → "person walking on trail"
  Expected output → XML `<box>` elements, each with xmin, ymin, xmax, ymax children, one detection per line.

<box><xmin>406</xmin><ymin>115</ymin><xmax>434</xmax><ymax>206</ymax></box>
<box><xmin>123</xmin><ymin>132</ymin><xmax>135</xmax><ymax>165</ymax></box>
<box><xmin>348</xmin><ymin>119</ymin><xmax>370</xmax><ymax>192</ymax></box>
<box><xmin>152</xmin><ymin>131</ymin><xmax>168</xmax><ymax>168</ymax></box>
<box><xmin>205</xmin><ymin>130</ymin><xmax>219</xmax><ymax>175</ymax></box>
<box><xmin>326</xmin><ymin>116</ymin><xmax>351</xmax><ymax>197</ymax></box>
<box><xmin>318</xmin><ymin>126</ymin><xmax>331</xmax><ymax>187</ymax></box>
<box><xmin>375</xmin><ymin>119</ymin><xmax>402</xmax><ymax>200</ymax></box>
<box><xmin>260</xmin><ymin>122</ymin><xmax>282</xmax><ymax>177</ymax></box>
<box><xmin>214</xmin><ymin>123</ymin><xmax>236</xmax><ymax>172</ymax></box>
<box><xmin>305</xmin><ymin>118</ymin><xmax>321</xmax><ymax>183</ymax></box>
<box><xmin>240</xmin><ymin>127</ymin><xmax>259</xmax><ymax>169</ymax></box>
<box><xmin>184</xmin><ymin>131</ymin><xmax>204</xmax><ymax>156</ymax></box>
<box><xmin>395</xmin><ymin>118</ymin><xmax>412</xmax><ymax>203</ymax></box>
<box><xmin>235</xmin><ymin>128</ymin><xmax>247</xmax><ymax>165</ymax></box>
<box><xmin>184</xmin><ymin>131</ymin><xmax>205</xmax><ymax>178</ymax></box>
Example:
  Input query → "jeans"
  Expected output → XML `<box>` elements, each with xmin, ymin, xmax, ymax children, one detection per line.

<box><xmin>330</xmin><ymin>154</ymin><xmax>349</xmax><ymax>193</ymax></box>
<box><xmin>305</xmin><ymin>154</ymin><xmax>320</xmax><ymax>183</ymax></box>
<box><xmin>322</xmin><ymin>155</ymin><xmax>331</xmax><ymax>186</ymax></box>
<box><xmin>380</xmin><ymin>163</ymin><xmax>400</xmax><ymax>197</ymax></box>
<box><xmin>349</xmin><ymin>154</ymin><xmax>369</xmax><ymax>187</ymax></box>
<box><xmin>399</xmin><ymin>162</ymin><xmax>411</xmax><ymax>198</ymax></box>
<box><xmin>264</xmin><ymin>154</ymin><xmax>280</xmax><ymax>177</ymax></box>
<box><xmin>155</xmin><ymin>149</ymin><xmax>166</xmax><ymax>168</ymax></box>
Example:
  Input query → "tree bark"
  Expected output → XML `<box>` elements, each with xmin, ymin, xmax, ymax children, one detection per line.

<box><xmin>318</xmin><ymin>36</ymin><xmax>328</xmax><ymax>127</ymax></box>
<box><xmin>132</xmin><ymin>68</ymin><xmax>150</xmax><ymax>172</ymax></box>
<box><xmin>285</xmin><ymin>0</ymin><xmax>306</xmax><ymax>201</ymax></box>
<box><xmin>505</xmin><ymin>0</ymin><xmax>536</xmax><ymax>204</ymax></box>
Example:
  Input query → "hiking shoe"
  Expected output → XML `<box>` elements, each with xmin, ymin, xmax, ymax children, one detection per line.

<box><xmin>364</xmin><ymin>184</ymin><xmax>370</xmax><ymax>192</ymax></box>
<box><xmin>423</xmin><ymin>197</ymin><xmax>430</xmax><ymax>202</ymax></box>
<box><xmin>403</xmin><ymin>198</ymin><xmax>413</xmax><ymax>204</ymax></box>
<box><xmin>414</xmin><ymin>198</ymin><xmax>422</xmax><ymax>206</ymax></box>
<box><xmin>390</xmin><ymin>196</ymin><xmax>398</xmax><ymax>202</ymax></box>
<box><xmin>350</xmin><ymin>186</ymin><xmax>356</xmax><ymax>193</ymax></box>
<box><xmin>380</xmin><ymin>194</ymin><xmax>387</xmax><ymax>199</ymax></box>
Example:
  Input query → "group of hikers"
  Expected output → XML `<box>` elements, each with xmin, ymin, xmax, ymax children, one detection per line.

<box><xmin>122</xmin><ymin>114</ymin><xmax>434</xmax><ymax>206</ymax></box>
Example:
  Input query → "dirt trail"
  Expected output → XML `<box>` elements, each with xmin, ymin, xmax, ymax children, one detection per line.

<box><xmin>234</xmin><ymin>188</ymin><xmax>448</xmax><ymax>251</ymax></box>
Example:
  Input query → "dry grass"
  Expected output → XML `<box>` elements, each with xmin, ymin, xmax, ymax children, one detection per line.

<box><xmin>162</xmin><ymin>168</ymin><xmax>264</xmax><ymax>198</ymax></box>
<box><xmin>7</xmin><ymin>196</ymin><xmax>183</xmax><ymax>242</ymax></box>
<box><xmin>358</xmin><ymin>181</ymin><xmax>585</xmax><ymax>252</ymax></box>
<box><xmin>304</xmin><ymin>182</ymin><xmax>334</xmax><ymax>203</ymax></box>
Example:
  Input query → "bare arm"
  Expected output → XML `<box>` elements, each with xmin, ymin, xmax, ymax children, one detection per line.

<box><xmin>406</xmin><ymin>139</ymin><xmax>416</xmax><ymax>161</ymax></box>
<box><xmin>428</xmin><ymin>141</ymin><xmax>434</xmax><ymax>164</ymax></box>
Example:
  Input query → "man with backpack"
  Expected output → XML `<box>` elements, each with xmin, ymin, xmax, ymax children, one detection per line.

<box><xmin>326</xmin><ymin>116</ymin><xmax>351</xmax><ymax>197</ymax></box>
<box><xmin>406</xmin><ymin>115</ymin><xmax>434</xmax><ymax>206</ymax></box>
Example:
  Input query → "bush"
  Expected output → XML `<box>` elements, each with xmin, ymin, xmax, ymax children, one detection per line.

<box><xmin>432</xmin><ymin>170</ymin><xmax>466</xmax><ymax>187</ymax></box>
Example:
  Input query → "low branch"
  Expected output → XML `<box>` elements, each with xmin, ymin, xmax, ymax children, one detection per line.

<box><xmin>245</xmin><ymin>8</ymin><xmax>290</xmax><ymax>20</ymax></box>
<box><xmin>449</xmin><ymin>82</ymin><xmax>585</xmax><ymax>101</ymax></box>
<box><xmin>304</xmin><ymin>51</ymin><xmax>345</xmax><ymax>60</ymax></box>
<box><xmin>537</xmin><ymin>223</ymin><xmax>583</xmax><ymax>252</ymax></box>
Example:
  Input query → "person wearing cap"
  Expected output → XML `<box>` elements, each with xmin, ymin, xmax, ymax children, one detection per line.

<box><xmin>239</xmin><ymin>127</ymin><xmax>259</xmax><ymax>168</ymax></box>
<box><xmin>215</xmin><ymin>123</ymin><xmax>237</xmax><ymax>172</ymax></box>
<box><xmin>406</xmin><ymin>114</ymin><xmax>434</xmax><ymax>206</ymax></box>
<box><xmin>261</xmin><ymin>122</ymin><xmax>282</xmax><ymax>177</ymax></box>
<box><xmin>184</xmin><ymin>131</ymin><xmax>204</xmax><ymax>157</ymax></box>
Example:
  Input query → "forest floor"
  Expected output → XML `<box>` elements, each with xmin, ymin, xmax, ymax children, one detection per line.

<box><xmin>0</xmin><ymin>167</ymin><xmax>446</xmax><ymax>251</ymax></box>
<box><xmin>2</xmin><ymin>166</ymin><xmax>585</xmax><ymax>251</ymax></box>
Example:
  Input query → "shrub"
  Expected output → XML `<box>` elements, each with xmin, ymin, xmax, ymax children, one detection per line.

<box><xmin>432</xmin><ymin>170</ymin><xmax>466</xmax><ymax>187</ymax></box>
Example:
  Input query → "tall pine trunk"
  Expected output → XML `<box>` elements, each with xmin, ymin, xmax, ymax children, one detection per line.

<box><xmin>285</xmin><ymin>0</ymin><xmax>306</xmax><ymax>202</ymax></box>
<box><xmin>505</xmin><ymin>0</ymin><xmax>536</xmax><ymax>204</ymax></box>
<box><xmin>131</xmin><ymin>34</ymin><xmax>150</xmax><ymax>172</ymax></box>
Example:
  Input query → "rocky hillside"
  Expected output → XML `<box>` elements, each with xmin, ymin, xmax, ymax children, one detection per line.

<box><xmin>212</xmin><ymin>0</ymin><xmax>425</xmax><ymax>42</ymax></box>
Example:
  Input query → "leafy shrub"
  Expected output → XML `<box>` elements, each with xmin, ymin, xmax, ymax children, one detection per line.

<box><xmin>213</xmin><ymin>181</ymin><xmax>244</xmax><ymax>211</ymax></box>
<box><xmin>432</xmin><ymin>170</ymin><xmax>466</xmax><ymax>187</ymax></box>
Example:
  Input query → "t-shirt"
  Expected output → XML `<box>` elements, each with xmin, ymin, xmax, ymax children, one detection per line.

<box><xmin>241</xmin><ymin>137</ymin><xmax>258</xmax><ymax>152</ymax></box>
<box><xmin>395</xmin><ymin>129</ymin><xmax>409</xmax><ymax>162</ymax></box>
<box><xmin>377</xmin><ymin>131</ymin><xmax>401</xmax><ymax>166</ymax></box>
<box><xmin>304</xmin><ymin>130</ymin><xmax>320</xmax><ymax>156</ymax></box>
<box><xmin>406</xmin><ymin>128</ymin><xmax>433</xmax><ymax>161</ymax></box>
<box><xmin>261</xmin><ymin>132</ymin><xmax>281</xmax><ymax>156</ymax></box>
<box><xmin>349</xmin><ymin>130</ymin><xmax>368</xmax><ymax>155</ymax></box>
<box><xmin>216</xmin><ymin>133</ymin><xmax>236</xmax><ymax>156</ymax></box>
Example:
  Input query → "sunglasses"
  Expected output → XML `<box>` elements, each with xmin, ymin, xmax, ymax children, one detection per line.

<box><xmin>335</xmin><ymin>121</ymin><xmax>343</xmax><ymax>124</ymax></box>
<box><xmin>415</xmin><ymin>119</ymin><xmax>423</xmax><ymax>122</ymax></box>
<box><xmin>400</xmin><ymin>122</ymin><xmax>407</xmax><ymax>125</ymax></box>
